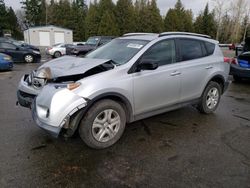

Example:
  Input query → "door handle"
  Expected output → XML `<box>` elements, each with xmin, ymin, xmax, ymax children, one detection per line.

<box><xmin>206</xmin><ymin>66</ymin><xmax>213</xmax><ymax>69</ymax></box>
<box><xmin>170</xmin><ymin>71</ymin><xmax>181</xmax><ymax>76</ymax></box>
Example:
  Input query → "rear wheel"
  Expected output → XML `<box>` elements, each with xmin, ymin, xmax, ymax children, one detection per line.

<box><xmin>79</xmin><ymin>99</ymin><xmax>126</xmax><ymax>149</ymax></box>
<box><xmin>24</xmin><ymin>54</ymin><xmax>34</xmax><ymax>63</ymax></box>
<box><xmin>54</xmin><ymin>51</ymin><xmax>62</xmax><ymax>58</ymax></box>
<box><xmin>197</xmin><ymin>81</ymin><xmax>222</xmax><ymax>114</ymax></box>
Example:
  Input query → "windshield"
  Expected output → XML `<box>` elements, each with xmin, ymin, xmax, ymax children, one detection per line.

<box><xmin>12</xmin><ymin>41</ymin><xmax>22</xmax><ymax>46</ymax></box>
<box><xmin>85</xmin><ymin>37</ymin><xmax>100</xmax><ymax>46</ymax></box>
<box><xmin>86</xmin><ymin>39</ymin><xmax>149</xmax><ymax>65</ymax></box>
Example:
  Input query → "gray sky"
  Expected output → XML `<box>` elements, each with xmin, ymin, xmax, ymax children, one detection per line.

<box><xmin>5</xmin><ymin>0</ymin><xmax>214</xmax><ymax>16</ymax></box>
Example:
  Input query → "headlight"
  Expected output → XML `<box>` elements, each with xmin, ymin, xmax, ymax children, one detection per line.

<box><xmin>3</xmin><ymin>56</ymin><xmax>12</xmax><ymax>61</ymax></box>
<box><xmin>54</xmin><ymin>82</ymin><xmax>81</xmax><ymax>90</ymax></box>
<box><xmin>32</xmin><ymin>50</ymin><xmax>40</xmax><ymax>54</ymax></box>
<box><xmin>67</xmin><ymin>82</ymin><xmax>81</xmax><ymax>90</ymax></box>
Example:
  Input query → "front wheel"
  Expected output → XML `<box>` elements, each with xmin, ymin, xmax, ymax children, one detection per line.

<box><xmin>24</xmin><ymin>54</ymin><xmax>34</xmax><ymax>63</ymax></box>
<box><xmin>197</xmin><ymin>81</ymin><xmax>222</xmax><ymax>114</ymax></box>
<box><xmin>79</xmin><ymin>99</ymin><xmax>126</xmax><ymax>149</ymax></box>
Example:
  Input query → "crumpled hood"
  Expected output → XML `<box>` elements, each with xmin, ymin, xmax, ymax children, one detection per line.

<box><xmin>37</xmin><ymin>56</ymin><xmax>111</xmax><ymax>78</ymax></box>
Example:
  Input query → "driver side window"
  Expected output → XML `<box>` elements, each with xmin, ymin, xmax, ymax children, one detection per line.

<box><xmin>141</xmin><ymin>40</ymin><xmax>176</xmax><ymax>66</ymax></box>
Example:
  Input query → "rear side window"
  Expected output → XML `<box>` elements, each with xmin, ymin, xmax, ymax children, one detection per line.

<box><xmin>204</xmin><ymin>41</ymin><xmax>215</xmax><ymax>56</ymax></box>
<box><xmin>0</xmin><ymin>42</ymin><xmax>16</xmax><ymax>50</ymax></box>
<box><xmin>179</xmin><ymin>39</ymin><xmax>203</xmax><ymax>61</ymax></box>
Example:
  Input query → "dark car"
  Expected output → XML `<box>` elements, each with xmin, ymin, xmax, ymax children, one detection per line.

<box><xmin>66</xmin><ymin>36</ymin><xmax>115</xmax><ymax>56</ymax></box>
<box><xmin>230</xmin><ymin>36</ymin><xmax>250</xmax><ymax>81</ymax></box>
<box><xmin>0</xmin><ymin>37</ymin><xmax>40</xmax><ymax>52</ymax></box>
<box><xmin>0</xmin><ymin>41</ymin><xmax>41</xmax><ymax>63</ymax></box>
<box><xmin>0</xmin><ymin>53</ymin><xmax>13</xmax><ymax>71</ymax></box>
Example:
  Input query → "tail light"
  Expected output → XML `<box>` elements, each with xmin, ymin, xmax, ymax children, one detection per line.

<box><xmin>231</xmin><ymin>58</ymin><xmax>238</xmax><ymax>65</ymax></box>
<box><xmin>224</xmin><ymin>57</ymin><xmax>231</xmax><ymax>63</ymax></box>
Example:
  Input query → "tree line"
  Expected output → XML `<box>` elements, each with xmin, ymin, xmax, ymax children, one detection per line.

<box><xmin>0</xmin><ymin>0</ymin><xmax>22</xmax><ymax>39</ymax></box>
<box><xmin>0</xmin><ymin>0</ymin><xmax>249</xmax><ymax>43</ymax></box>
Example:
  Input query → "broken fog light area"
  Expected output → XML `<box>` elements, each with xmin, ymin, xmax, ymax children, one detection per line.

<box><xmin>31</xmin><ymin>67</ymin><xmax>52</xmax><ymax>89</ymax></box>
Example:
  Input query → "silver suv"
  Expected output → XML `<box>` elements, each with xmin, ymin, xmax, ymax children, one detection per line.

<box><xmin>17</xmin><ymin>32</ymin><xmax>230</xmax><ymax>149</ymax></box>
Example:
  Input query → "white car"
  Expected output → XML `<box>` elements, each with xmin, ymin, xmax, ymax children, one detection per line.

<box><xmin>46</xmin><ymin>43</ymin><xmax>74</xmax><ymax>58</ymax></box>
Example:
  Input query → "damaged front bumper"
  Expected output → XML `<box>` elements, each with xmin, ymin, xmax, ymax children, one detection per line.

<box><xmin>31</xmin><ymin>85</ymin><xmax>87</xmax><ymax>137</ymax></box>
<box><xmin>17</xmin><ymin>74</ymin><xmax>40</xmax><ymax>108</ymax></box>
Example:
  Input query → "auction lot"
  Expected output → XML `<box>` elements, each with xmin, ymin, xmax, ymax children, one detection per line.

<box><xmin>0</xmin><ymin>61</ymin><xmax>250</xmax><ymax>187</ymax></box>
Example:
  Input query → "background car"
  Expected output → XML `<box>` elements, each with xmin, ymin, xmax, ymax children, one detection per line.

<box><xmin>0</xmin><ymin>37</ymin><xmax>40</xmax><ymax>52</ymax></box>
<box><xmin>229</xmin><ymin>43</ymin><xmax>235</xmax><ymax>50</ymax></box>
<box><xmin>230</xmin><ymin>37</ymin><xmax>250</xmax><ymax>81</ymax></box>
<box><xmin>66</xmin><ymin>36</ymin><xmax>115</xmax><ymax>56</ymax></box>
<box><xmin>46</xmin><ymin>43</ymin><xmax>74</xmax><ymax>58</ymax></box>
<box><xmin>0</xmin><ymin>41</ymin><xmax>41</xmax><ymax>63</ymax></box>
<box><xmin>0</xmin><ymin>53</ymin><xmax>13</xmax><ymax>71</ymax></box>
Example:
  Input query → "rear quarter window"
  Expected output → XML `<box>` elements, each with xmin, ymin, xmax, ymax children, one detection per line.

<box><xmin>204</xmin><ymin>41</ymin><xmax>215</xmax><ymax>56</ymax></box>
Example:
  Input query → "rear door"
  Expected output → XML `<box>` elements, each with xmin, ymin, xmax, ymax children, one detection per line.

<box><xmin>176</xmin><ymin>38</ymin><xmax>214</xmax><ymax>102</ymax></box>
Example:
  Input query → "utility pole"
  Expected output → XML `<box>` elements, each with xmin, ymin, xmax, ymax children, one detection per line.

<box><xmin>45</xmin><ymin>2</ymin><xmax>48</xmax><ymax>25</ymax></box>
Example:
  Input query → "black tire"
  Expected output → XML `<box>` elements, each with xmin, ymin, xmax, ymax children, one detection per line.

<box><xmin>79</xmin><ymin>99</ymin><xmax>126</xmax><ymax>149</ymax></box>
<box><xmin>24</xmin><ymin>54</ymin><xmax>34</xmax><ymax>63</ymax></box>
<box><xmin>197</xmin><ymin>81</ymin><xmax>222</xmax><ymax>114</ymax></box>
<box><xmin>54</xmin><ymin>51</ymin><xmax>61</xmax><ymax>58</ymax></box>
<box><xmin>233</xmin><ymin>75</ymin><xmax>242</xmax><ymax>82</ymax></box>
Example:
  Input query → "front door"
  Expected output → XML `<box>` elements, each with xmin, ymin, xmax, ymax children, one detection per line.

<box><xmin>132</xmin><ymin>39</ymin><xmax>181</xmax><ymax>116</ymax></box>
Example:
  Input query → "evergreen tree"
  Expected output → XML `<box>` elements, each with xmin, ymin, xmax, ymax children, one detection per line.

<box><xmin>194</xmin><ymin>3</ymin><xmax>216</xmax><ymax>38</ymax></box>
<box><xmin>164</xmin><ymin>0</ymin><xmax>193</xmax><ymax>32</ymax></box>
<box><xmin>0</xmin><ymin>0</ymin><xmax>8</xmax><ymax>36</ymax></box>
<box><xmin>85</xmin><ymin>1</ymin><xmax>99</xmax><ymax>38</ymax></box>
<box><xmin>6</xmin><ymin>7</ymin><xmax>22</xmax><ymax>39</ymax></box>
<box><xmin>116</xmin><ymin>0</ymin><xmax>135</xmax><ymax>35</ymax></box>
<box><xmin>98</xmin><ymin>0</ymin><xmax>115</xmax><ymax>18</ymax></box>
<box><xmin>98</xmin><ymin>10</ymin><xmax>119</xmax><ymax>36</ymax></box>
<box><xmin>147</xmin><ymin>0</ymin><xmax>163</xmax><ymax>33</ymax></box>
<box><xmin>51</xmin><ymin>0</ymin><xmax>72</xmax><ymax>28</ymax></box>
<box><xmin>164</xmin><ymin>9</ymin><xmax>178</xmax><ymax>31</ymax></box>
<box><xmin>135</xmin><ymin>0</ymin><xmax>151</xmax><ymax>32</ymax></box>
<box><xmin>70</xmin><ymin>0</ymin><xmax>87</xmax><ymax>41</ymax></box>
<box><xmin>21</xmin><ymin>0</ymin><xmax>43</xmax><ymax>26</ymax></box>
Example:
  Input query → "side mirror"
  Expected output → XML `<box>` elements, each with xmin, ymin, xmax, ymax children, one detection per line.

<box><xmin>137</xmin><ymin>60</ymin><xmax>158</xmax><ymax>71</ymax></box>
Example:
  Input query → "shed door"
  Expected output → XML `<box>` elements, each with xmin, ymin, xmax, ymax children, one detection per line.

<box><xmin>54</xmin><ymin>32</ymin><xmax>65</xmax><ymax>44</ymax></box>
<box><xmin>39</xmin><ymin>31</ymin><xmax>50</xmax><ymax>46</ymax></box>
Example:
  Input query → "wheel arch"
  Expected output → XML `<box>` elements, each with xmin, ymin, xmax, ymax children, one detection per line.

<box><xmin>85</xmin><ymin>92</ymin><xmax>134</xmax><ymax>123</ymax></box>
<box><xmin>65</xmin><ymin>92</ymin><xmax>134</xmax><ymax>137</ymax></box>
<box><xmin>205</xmin><ymin>74</ymin><xmax>226</xmax><ymax>94</ymax></box>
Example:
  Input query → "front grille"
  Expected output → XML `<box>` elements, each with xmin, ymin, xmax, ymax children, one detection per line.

<box><xmin>19</xmin><ymin>90</ymin><xmax>36</xmax><ymax>99</ymax></box>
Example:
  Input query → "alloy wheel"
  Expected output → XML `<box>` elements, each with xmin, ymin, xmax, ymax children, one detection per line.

<box><xmin>92</xmin><ymin>109</ymin><xmax>121</xmax><ymax>143</ymax></box>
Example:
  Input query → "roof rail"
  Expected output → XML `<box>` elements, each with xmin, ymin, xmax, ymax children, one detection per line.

<box><xmin>123</xmin><ymin>33</ymin><xmax>157</xmax><ymax>37</ymax></box>
<box><xmin>159</xmin><ymin>32</ymin><xmax>211</xmax><ymax>39</ymax></box>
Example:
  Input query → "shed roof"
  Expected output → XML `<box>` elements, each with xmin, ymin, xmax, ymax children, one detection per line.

<box><xmin>24</xmin><ymin>25</ymin><xmax>72</xmax><ymax>31</ymax></box>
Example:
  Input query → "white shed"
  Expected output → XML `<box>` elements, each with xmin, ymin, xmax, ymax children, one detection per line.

<box><xmin>23</xmin><ymin>25</ymin><xmax>73</xmax><ymax>47</ymax></box>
